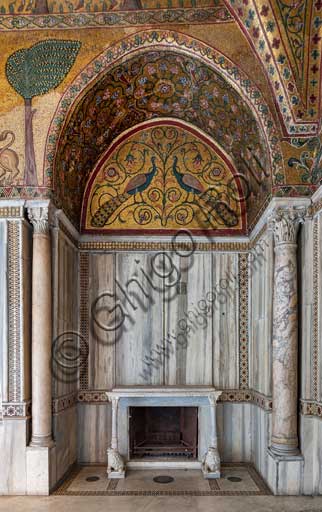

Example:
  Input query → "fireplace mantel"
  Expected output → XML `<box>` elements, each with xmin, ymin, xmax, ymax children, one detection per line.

<box><xmin>105</xmin><ymin>386</ymin><xmax>222</xmax><ymax>479</ymax></box>
<box><xmin>107</xmin><ymin>385</ymin><xmax>222</xmax><ymax>400</ymax></box>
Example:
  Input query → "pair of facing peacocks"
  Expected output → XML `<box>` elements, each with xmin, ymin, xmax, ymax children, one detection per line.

<box><xmin>91</xmin><ymin>155</ymin><xmax>238</xmax><ymax>228</ymax></box>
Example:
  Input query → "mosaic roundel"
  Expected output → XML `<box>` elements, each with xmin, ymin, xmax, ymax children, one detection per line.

<box><xmin>56</xmin><ymin>49</ymin><xmax>270</xmax><ymax>228</ymax></box>
<box><xmin>81</xmin><ymin>121</ymin><xmax>246</xmax><ymax>235</ymax></box>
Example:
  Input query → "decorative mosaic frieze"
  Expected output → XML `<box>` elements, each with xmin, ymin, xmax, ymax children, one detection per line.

<box><xmin>7</xmin><ymin>221</ymin><xmax>22</xmax><ymax>402</ymax></box>
<box><xmin>78</xmin><ymin>389</ymin><xmax>273</xmax><ymax>411</ymax></box>
<box><xmin>0</xmin><ymin>7</ymin><xmax>232</xmax><ymax>31</ymax></box>
<box><xmin>79</xmin><ymin>241</ymin><xmax>250</xmax><ymax>252</ymax></box>
<box><xmin>312</xmin><ymin>216</ymin><xmax>320</xmax><ymax>401</ymax></box>
<box><xmin>52</xmin><ymin>392</ymin><xmax>77</xmax><ymax>414</ymax></box>
<box><xmin>78</xmin><ymin>391</ymin><xmax>108</xmax><ymax>403</ymax></box>
<box><xmin>301</xmin><ymin>400</ymin><xmax>322</xmax><ymax>419</ymax></box>
<box><xmin>239</xmin><ymin>254</ymin><xmax>249</xmax><ymax>389</ymax></box>
<box><xmin>219</xmin><ymin>390</ymin><xmax>272</xmax><ymax>412</ymax></box>
<box><xmin>311</xmin><ymin>198</ymin><xmax>322</xmax><ymax>216</ymax></box>
<box><xmin>0</xmin><ymin>206</ymin><xmax>24</xmax><ymax>218</ymax></box>
<box><xmin>79</xmin><ymin>253</ymin><xmax>89</xmax><ymax>391</ymax></box>
<box><xmin>2</xmin><ymin>401</ymin><xmax>31</xmax><ymax>418</ymax></box>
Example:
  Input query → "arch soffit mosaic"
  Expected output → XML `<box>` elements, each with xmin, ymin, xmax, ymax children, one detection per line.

<box><xmin>47</xmin><ymin>30</ymin><xmax>284</xmax><ymax>231</ymax></box>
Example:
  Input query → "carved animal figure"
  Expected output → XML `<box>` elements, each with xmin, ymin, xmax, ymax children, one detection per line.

<box><xmin>107</xmin><ymin>448</ymin><xmax>124</xmax><ymax>474</ymax></box>
<box><xmin>91</xmin><ymin>156</ymin><xmax>158</xmax><ymax>227</ymax></box>
<box><xmin>202</xmin><ymin>447</ymin><xmax>220</xmax><ymax>474</ymax></box>
<box><xmin>0</xmin><ymin>130</ymin><xmax>20</xmax><ymax>185</ymax></box>
<box><xmin>172</xmin><ymin>155</ymin><xmax>239</xmax><ymax>227</ymax></box>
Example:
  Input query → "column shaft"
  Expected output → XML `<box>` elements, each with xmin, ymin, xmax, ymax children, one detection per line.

<box><xmin>270</xmin><ymin>207</ymin><xmax>305</xmax><ymax>456</ymax></box>
<box><xmin>28</xmin><ymin>206</ymin><xmax>53</xmax><ymax>447</ymax></box>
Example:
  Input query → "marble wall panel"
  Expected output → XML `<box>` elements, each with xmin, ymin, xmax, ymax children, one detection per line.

<box><xmin>300</xmin><ymin>414</ymin><xmax>322</xmax><ymax>495</ymax></box>
<box><xmin>0</xmin><ymin>221</ymin><xmax>8</xmax><ymax>402</ymax></box>
<box><xmin>52</xmin><ymin>230</ymin><xmax>79</xmax><ymax>398</ymax></box>
<box><xmin>77</xmin><ymin>403</ymin><xmax>111</xmax><ymax>463</ymax></box>
<box><xmin>88</xmin><ymin>253</ymin><xmax>115</xmax><ymax>390</ymax></box>
<box><xmin>52</xmin><ymin>406</ymin><xmax>77</xmax><ymax>482</ymax></box>
<box><xmin>217</xmin><ymin>402</ymin><xmax>252</xmax><ymax>462</ymax></box>
<box><xmin>212</xmin><ymin>253</ymin><xmax>239</xmax><ymax>389</ymax></box>
<box><xmin>164</xmin><ymin>252</ymin><xmax>213</xmax><ymax>385</ymax></box>
<box><xmin>21</xmin><ymin>220</ymin><xmax>31</xmax><ymax>401</ymax></box>
<box><xmin>250</xmin><ymin>403</ymin><xmax>271</xmax><ymax>480</ymax></box>
<box><xmin>249</xmin><ymin>230</ymin><xmax>273</xmax><ymax>396</ymax></box>
<box><xmin>0</xmin><ymin>419</ymin><xmax>28</xmax><ymax>494</ymax></box>
<box><xmin>115</xmin><ymin>253</ymin><xmax>164</xmax><ymax>386</ymax></box>
<box><xmin>298</xmin><ymin>218</ymin><xmax>315</xmax><ymax>399</ymax></box>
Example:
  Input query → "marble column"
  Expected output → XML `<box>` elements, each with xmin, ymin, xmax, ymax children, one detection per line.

<box><xmin>269</xmin><ymin>207</ymin><xmax>305</xmax><ymax>456</ymax></box>
<box><xmin>27</xmin><ymin>206</ymin><xmax>53</xmax><ymax>448</ymax></box>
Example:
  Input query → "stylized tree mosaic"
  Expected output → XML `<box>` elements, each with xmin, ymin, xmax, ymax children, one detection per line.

<box><xmin>6</xmin><ymin>39</ymin><xmax>81</xmax><ymax>186</ymax></box>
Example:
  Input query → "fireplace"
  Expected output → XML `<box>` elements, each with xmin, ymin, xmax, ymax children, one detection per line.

<box><xmin>129</xmin><ymin>406</ymin><xmax>198</xmax><ymax>459</ymax></box>
<box><xmin>106</xmin><ymin>386</ymin><xmax>222</xmax><ymax>479</ymax></box>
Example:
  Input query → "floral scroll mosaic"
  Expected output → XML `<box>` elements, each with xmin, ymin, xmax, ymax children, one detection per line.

<box><xmin>82</xmin><ymin>121</ymin><xmax>245</xmax><ymax>234</ymax></box>
<box><xmin>55</xmin><ymin>47</ymin><xmax>270</xmax><ymax>229</ymax></box>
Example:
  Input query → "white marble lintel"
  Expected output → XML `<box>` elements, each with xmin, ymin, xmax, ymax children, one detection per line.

<box><xmin>107</xmin><ymin>386</ymin><xmax>222</xmax><ymax>400</ymax></box>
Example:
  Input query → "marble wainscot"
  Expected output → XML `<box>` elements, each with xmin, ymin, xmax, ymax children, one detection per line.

<box><xmin>106</xmin><ymin>386</ymin><xmax>222</xmax><ymax>479</ymax></box>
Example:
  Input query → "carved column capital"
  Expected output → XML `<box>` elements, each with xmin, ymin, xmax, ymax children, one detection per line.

<box><xmin>208</xmin><ymin>391</ymin><xmax>222</xmax><ymax>406</ymax></box>
<box><xmin>27</xmin><ymin>207</ymin><xmax>49</xmax><ymax>235</ymax></box>
<box><xmin>269</xmin><ymin>207</ymin><xmax>306</xmax><ymax>246</ymax></box>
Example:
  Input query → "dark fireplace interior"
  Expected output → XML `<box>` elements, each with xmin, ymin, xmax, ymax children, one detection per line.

<box><xmin>129</xmin><ymin>406</ymin><xmax>198</xmax><ymax>459</ymax></box>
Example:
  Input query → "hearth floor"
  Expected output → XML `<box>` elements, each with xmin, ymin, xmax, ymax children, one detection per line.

<box><xmin>53</xmin><ymin>463</ymin><xmax>271</xmax><ymax>496</ymax></box>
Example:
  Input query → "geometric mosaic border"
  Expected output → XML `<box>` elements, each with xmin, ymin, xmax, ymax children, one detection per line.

<box><xmin>52</xmin><ymin>392</ymin><xmax>77</xmax><ymax>415</ymax></box>
<box><xmin>7</xmin><ymin>221</ymin><xmax>22</xmax><ymax>402</ymax></box>
<box><xmin>79</xmin><ymin>252</ymin><xmax>89</xmax><ymax>391</ymax></box>
<box><xmin>77</xmin><ymin>389</ymin><xmax>273</xmax><ymax>412</ymax></box>
<box><xmin>2</xmin><ymin>401</ymin><xmax>31</xmax><ymax>418</ymax></box>
<box><xmin>52</xmin><ymin>463</ymin><xmax>271</xmax><ymax>496</ymax></box>
<box><xmin>0</xmin><ymin>7</ymin><xmax>232</xmax><ymax>32</ymax></box>
<box><xmin>301</xmin><ymin>400</ymin><xmax>322</xmax><ymax>419</ymax></box>
<box><xmin>312</xmin><ymin>216</ymin><xmax>320</xmax><ymax>401</ymax></box>
<box><xmin>239</xmin><ymin>254</ymin><xmax>249</xmax><ymax>389</ymax></box>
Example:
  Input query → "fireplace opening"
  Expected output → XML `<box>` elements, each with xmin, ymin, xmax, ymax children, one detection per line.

<box><xmin>129</xmin><ymin>406</ymin><xmax>198</xmax><ymax>459</ymax></box>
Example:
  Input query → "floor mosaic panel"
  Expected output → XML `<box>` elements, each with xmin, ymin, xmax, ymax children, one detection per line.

<box><xmin>53</xmin><ymin>464</ymin><xmax>271</xmax><ymax>496</ymax></box>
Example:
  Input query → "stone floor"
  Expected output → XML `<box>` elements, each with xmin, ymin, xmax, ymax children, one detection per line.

<box><xmin>53</xmin><ymin>464</ymin><xmax>270</xmax><ymax>495</ymax></box>
<box><xmin>1</xmin><ymin>466</ymin><xmax>322</xmax><ymax>511</ymax></box>
<box><xmin>1</xmin><ymin>495</ymin><xmax>322</xmax><ymax>512</ymax></box>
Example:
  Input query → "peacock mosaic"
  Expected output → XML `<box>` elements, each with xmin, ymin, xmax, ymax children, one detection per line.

<box><xmin>82</xmin><ymin>121</ymin><xmax>245</xmax><ymax>234</ymax></box>
<box><xmin>55</xmin><ymin>47</ymin><xmax>270</xmax><ymax>229</ymax></box>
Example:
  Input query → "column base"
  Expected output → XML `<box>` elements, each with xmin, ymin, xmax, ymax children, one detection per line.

<box><xmin>26</xmin><ymin>444</ymin><xmax>56</xmax><ymax>495</ymax></box>
<box><xmin>270</xmin><ymin>442</ymin><xmax>300</xmax><ymax>457</ymax></box>
<box><xmin>29</xmin><ymin>435</ymin><xmax>55</xmax><ymax>448</ymax></box>
<box><xmin>266</xmin><ymin>447</ymin><xmax>304</xmax><ymax>495</ymax></box>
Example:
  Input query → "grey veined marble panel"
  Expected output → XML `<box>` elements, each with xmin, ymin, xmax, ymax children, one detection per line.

<box><xmin>88</xmin><ymin>252</ymin><xmax>115</xmax><ymax>390</ymax></box>
<box><xmin>0</xmin><ymin>221</ymin><xmax>8</xmax><ymax>402</ymax></box>
<box><xmin>164</xmin><ymin>252</ymin><xmax>213</xmax><ymax>386</ymax></box>
<box><xmin>212</xmin><ymin>253</ymin><xmax>239</xmax><ymax>389</ymax></box>
<box><xmin>115</xmin><ymin>252</ymin><xmax>164</xmax><ymax>386</ymax></box>
<box><xmin>52</xmin><ymin>229</ymin><xmax>79</xmax><ymax>398</ymax></box>
<box><xmin>249</xmin><ymin>231</ymin><xmax>273</xmax><ymax>396</ymax></box>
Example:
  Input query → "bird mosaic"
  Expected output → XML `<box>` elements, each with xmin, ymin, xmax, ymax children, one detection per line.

<box><xmin>172</xmin><ymin>155</ymin><xmax>239</xmax><ymax>228</ymax></box>
<box><xmin>84</xmin><ymin>124</ymin><xmax>244</xmax><ymax>233</ymax></box>
<box><xmin>91</xmin><ymin>156</ymin><xmax>158</xmax><ymax>227</ymax></box>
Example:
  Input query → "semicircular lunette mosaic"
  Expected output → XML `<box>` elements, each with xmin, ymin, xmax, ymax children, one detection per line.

<box><xmin>82</xmin><ymin>122</ymin><xmax>246</xmax><ymax>235</ymax></box>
